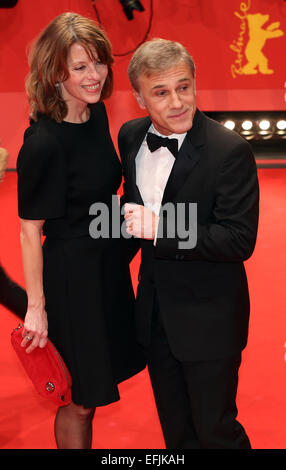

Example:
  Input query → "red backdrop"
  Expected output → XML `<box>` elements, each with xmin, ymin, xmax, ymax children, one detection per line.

<box><xmin>0</xmin><ymin>0</ymin><xmax>285</xmax><ymax>167</ymax></box>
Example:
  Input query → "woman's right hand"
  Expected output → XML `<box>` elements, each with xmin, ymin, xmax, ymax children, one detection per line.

<box><xmin>19</xmin><ymin>218</ymin><xmax>47</xmax><ymax>354</ymax></box>
<box><xmin>21</xmin><ymin>306</ymin><xmax>48</xmax><ymax>353</ymax></box>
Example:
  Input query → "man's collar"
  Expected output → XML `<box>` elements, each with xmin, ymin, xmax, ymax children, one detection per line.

<box><xmin>148</xmin><ymin>124</ymin><xmax>187</xmax><ymax>150</ymax></box>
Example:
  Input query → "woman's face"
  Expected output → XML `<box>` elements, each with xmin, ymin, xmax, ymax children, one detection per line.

<box><xmin>60</xmin><ymin>42</ymin><xmax>108</xmax><ymax>109</ymax></box>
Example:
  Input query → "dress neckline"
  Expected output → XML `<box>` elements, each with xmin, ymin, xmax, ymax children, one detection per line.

<box><xmin>61</xmin><ymin>115</ymin><xmax>92</xmax><ymax>127</ymax></box>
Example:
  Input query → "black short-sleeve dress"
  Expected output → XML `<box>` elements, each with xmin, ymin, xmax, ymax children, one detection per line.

<box><xmin>17</xmin><ymin>102</ymin><xmax>145</xmax><ymax>408</ymax></box>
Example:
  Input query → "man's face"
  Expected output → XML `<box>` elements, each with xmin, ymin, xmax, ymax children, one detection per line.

<box><xmin>133</xmin><ymin>61</ymin><xmax>196</xmax><ymax>136</ymax></box>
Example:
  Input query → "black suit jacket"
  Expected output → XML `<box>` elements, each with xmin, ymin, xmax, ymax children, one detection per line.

<box><xmin>118</xmin><ymin>109</ymin><xmax>259</xmax><ymax>361</ymax></box>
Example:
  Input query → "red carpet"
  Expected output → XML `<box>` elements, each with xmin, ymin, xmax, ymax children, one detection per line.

<box><xmin>0</xmin><ymin>169</ymin><xmax>286</xmax><ymax>449</ymax></box>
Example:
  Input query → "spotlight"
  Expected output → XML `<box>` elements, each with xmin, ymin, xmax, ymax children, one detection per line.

<box><xmin>240</xmin><ymin>120</ymin><xmax>255</xmax><ymax>140</ymax></box>
<box><xmin>119</xmin><ymin>0</ymin><xmax>145</xmax><ymax>20</ymax></box>
<box><xmin>224</xmin><ymin>120</ymin><xmax>235</xmax><ymax>130</ymax></box>
<box><xmin>277</xmin><ymin>120</ymin><xmax>286</xmax><ymax>131</ymax></box>
<box><xmin>276</xmin><ymin>119</ymin><xmax>286</xmax><ymax>138</ymax></box>
<box><xmin>259</xmin><ymin>119</ymin><xmax>271</xmax><ymax>131</ymax></box>
<box><xmin>241</xmin><ymin>120</ymin><xmax>253</xmax><ymax>131</ymax></box>
<box><xmin>258</xmin><ymin>119</ymin><xmax>274</xmax><ymax>140</ymax></box>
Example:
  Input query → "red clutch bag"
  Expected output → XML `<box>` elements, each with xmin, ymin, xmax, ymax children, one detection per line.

<box><xmin>11</xmin><ymin>324</ymin><xmax>72</xmax><ymax>406</ymax></box>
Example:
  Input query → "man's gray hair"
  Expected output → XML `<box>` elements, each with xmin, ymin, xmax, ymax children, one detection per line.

<box><xmin>128</xmin><ymin>38</ymin><xmax>196</xmax><ymax>91</ymax></box>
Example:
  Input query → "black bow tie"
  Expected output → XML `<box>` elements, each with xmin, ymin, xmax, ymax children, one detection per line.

<box><xmin>146</xmin><ymin>132</ymin><xmax>178</xmax><ymax>158</ymax></box>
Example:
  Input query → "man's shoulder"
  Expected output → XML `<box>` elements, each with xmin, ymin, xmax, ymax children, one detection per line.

<box><xmin>119</xmin><ymin>116</ymin><xmax>151</xmax><ymax>138</ymax></box>
<box><xmin>203</xmin><ymin>112</ymin><xmax>249</xmax><ymax>147</ymax></box>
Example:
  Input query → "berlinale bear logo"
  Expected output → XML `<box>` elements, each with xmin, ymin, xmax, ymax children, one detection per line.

<box><xmin>230</xmin><ymin>1</ymin><xmax>284</xmax><ymax>78</ymax></box>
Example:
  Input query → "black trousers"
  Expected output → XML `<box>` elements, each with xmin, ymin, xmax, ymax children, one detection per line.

<box><xmin>0</xmin><ymin>264</ymin><xmax>27</xmax><ymax>319</ymax></box>
<box><xmin>144</xmin><ymin>294</ymin><xmax>251</xmax><ymax>449</ymax></box>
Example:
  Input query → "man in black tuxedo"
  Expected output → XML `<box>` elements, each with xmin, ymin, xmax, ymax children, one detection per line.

<box><xmin>118</xmin><ymin>39</ymin><xmax>259</xmax><ymax>449</ymax></box>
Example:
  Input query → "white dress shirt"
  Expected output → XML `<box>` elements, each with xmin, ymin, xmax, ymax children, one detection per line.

<box><xmin>135</xmin><ymin>125</ymin><xmax>187</xmax><ymax>216</ymax></box>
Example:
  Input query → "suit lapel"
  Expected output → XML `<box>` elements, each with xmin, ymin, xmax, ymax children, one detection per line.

<box><xmin>162</xmin><ymin>109</ymin><xmax>205</xmax><ymax>205</ymax></box>
<box><xmin>124</xmin><ymin>109</ymin><xmax>206</xmax><ymax>205</ymax></box>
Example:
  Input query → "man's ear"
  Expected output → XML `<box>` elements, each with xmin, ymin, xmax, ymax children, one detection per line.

<box><xmin>133</xmin><ymin>89</ymin><xmax>146</xmax><ymax>110</ymax></box>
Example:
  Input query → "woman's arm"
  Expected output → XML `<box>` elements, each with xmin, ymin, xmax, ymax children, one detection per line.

<box><xmin>19</xmin><ymin>218</ymin><xmax>48</xmax><ymax>353</ymax></box>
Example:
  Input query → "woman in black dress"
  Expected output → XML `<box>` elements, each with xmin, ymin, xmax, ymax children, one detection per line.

<box><xmin>17</xmin><ymin>12</ymin><xmax>145</xmax><ymax>449</ymax></box>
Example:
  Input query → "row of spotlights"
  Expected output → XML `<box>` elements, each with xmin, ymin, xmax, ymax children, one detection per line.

<box><xmin>224</xmin><ymin>119</ymin><xmax>286</xmax><ymax>131</ymax></box>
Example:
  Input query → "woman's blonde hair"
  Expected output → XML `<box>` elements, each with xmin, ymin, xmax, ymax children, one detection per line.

<box><xmin>26</xmin><ymin>12</ymin><xmax>114</xmax><ymax>122</ymax></box>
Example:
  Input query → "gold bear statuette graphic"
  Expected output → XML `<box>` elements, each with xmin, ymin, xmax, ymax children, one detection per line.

<box><xmin>242</xmin><ymin>13</ymin><xmax>284</xmax><ymax>75</ymax></box>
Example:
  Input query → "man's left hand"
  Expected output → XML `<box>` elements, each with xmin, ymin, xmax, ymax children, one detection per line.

<box><xmin>124</xmin><ymin>203</ymin><xmax>159</xmax><ymax>240</ymax></box>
